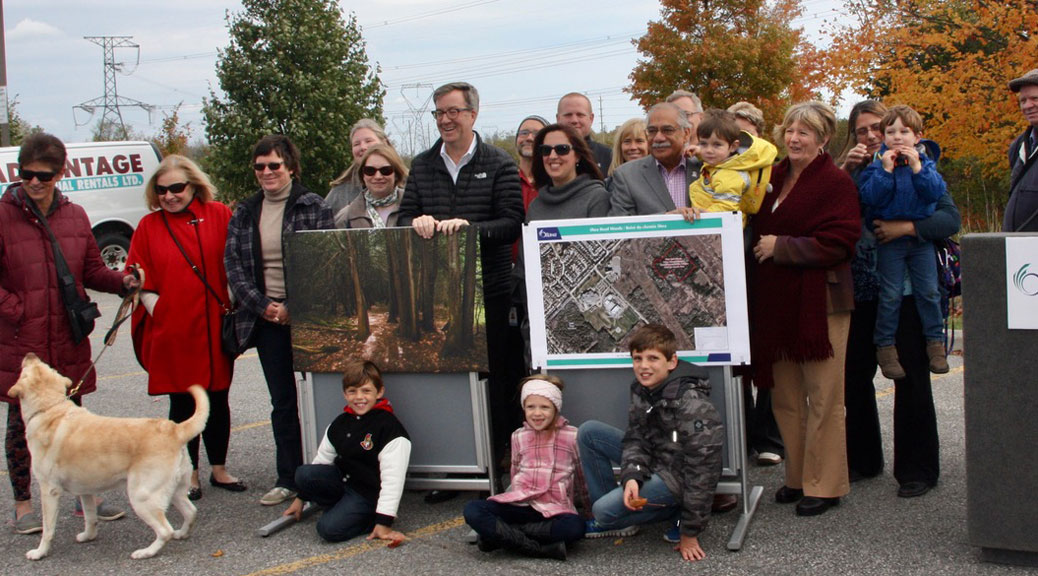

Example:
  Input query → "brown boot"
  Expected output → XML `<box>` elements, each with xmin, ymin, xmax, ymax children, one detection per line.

<box><xmin>876</xmin><ymin>346</ymin><xmax>906</xmax><ymax>379</ymax></box>
<box><xmin>926</xmin><ymin>340</ymin><xmax>949</xmax><ymax>374</ymax></box>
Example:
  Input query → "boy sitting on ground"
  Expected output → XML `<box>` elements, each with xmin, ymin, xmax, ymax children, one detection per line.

<box><xmin>577</xmin><ymin>324</ymin><xmax>724</xmax><ymax>562</ymax></box>
<box><xmin>284</xmin><ymin>360</ymin><xmax>411</xmax><ymax>544</ymax></box>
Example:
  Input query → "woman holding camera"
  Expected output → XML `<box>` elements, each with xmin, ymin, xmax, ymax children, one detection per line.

<box><xmin>0</xmin><ymin>133</ymin><xmax>138</xmax><ymax>533</ymax></box>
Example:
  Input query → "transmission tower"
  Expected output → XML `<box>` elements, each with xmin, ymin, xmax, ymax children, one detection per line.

<box><xmin>73</xmin><ymin>36</ymin><xmax>153</xmax><ymax>139</ymax></box>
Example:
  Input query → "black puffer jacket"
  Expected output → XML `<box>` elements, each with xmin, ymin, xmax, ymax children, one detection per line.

<box><xmin>620</xmin><ymin>360</ymin><xmax>724</xmax><ymax>538</ymax></box>
<box><xmin>398</xmin><ymin>134</ymin><xmax>524</xmax><ymax>298</ymax></box>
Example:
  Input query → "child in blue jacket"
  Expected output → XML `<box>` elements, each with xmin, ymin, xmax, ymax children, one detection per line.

<box><xmin>858</xmin><ymin>105</ymin><xmax>949</xmax><ymax>380</ymax></box>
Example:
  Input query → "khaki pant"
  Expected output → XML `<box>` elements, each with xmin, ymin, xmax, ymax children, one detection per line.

<box><xmin>771</xmin><ymin>312</ymin><xmax>851</xmax><ymax>498</ymax></box>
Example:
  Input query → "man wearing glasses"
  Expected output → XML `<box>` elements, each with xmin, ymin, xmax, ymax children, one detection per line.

<box><xmin>608</xmin><ymin>102</ymin><xmax>701</xmax><ymax>217</ymax></box>
<box><xmin>398</xmin><ymin>82</ymin><xmax>524</xmax><ymax>497</ymax></box>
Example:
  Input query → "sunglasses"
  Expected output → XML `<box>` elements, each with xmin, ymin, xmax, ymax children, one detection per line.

<box><xmin>539</xmin><ymin>144</ymin><xmax>572</xmax><ymax>157</ymax></box>
<box><xmin>253</xmin><ymin>162</ymin><xmax>284</xmax><ymax>172</ymax></box>
<box><xmin>19</xmin><ymin>168</ymin><xmax>58</xmax><ymax>183</ymax></box>
<box><xmin>362</xmin><ymin>165</ymin><xmax>394</xmax><ymax>177</ymax></box>
<box><xmin>155</xmin><ymin>182</ymin><xmax>190</xmax><ymax>195</ymax></box>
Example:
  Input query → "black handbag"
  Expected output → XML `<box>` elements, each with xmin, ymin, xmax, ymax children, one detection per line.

<box><xmin>24</xmin><ymin>193</ymin><xmax>101</xmax><ymax>344</ymax></box>
<box><xmin>161</xmin><ymin>213</ymin><xmax>240</xmax><ymax>358</ymax></box>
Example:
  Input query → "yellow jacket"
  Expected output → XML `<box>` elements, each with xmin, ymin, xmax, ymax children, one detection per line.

<box><xmin>689</xmin><ymin>132</ymin><xmax>778</xmax><ymax>226</ymax></box>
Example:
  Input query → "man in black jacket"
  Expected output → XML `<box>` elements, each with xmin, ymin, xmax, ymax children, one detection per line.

<box><xmin>398</xmin><ymin>82</ymin><xmax>525</xmax><ymax>496</ymax></box>
<box><xmin>1005</xmin><ymin>68</ymin><xmax>1038</xmax><ymax>232</ymax></box>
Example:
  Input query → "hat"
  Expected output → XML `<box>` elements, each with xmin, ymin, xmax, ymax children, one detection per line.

<box><xmin>1009</xmin><ymin>68</ymin><xmax>1038</xmax><ymax>92</ymax></box>
<box><xmin>516</xmin><ymin>115</ymin><xmax>548</xmax><ymax>140</ymax></box>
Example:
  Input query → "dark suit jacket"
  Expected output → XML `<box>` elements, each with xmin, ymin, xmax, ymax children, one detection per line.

<box><xmin>607</xmin><ymin>155</ymin><xmax>702</xmax><ymax>216</ymax></box>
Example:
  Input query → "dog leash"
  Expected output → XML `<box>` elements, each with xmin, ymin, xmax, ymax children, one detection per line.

<box><xmin>68</xmin><ymin>267</ymin><xmax>144</xmax><ymax>399</ymax></box>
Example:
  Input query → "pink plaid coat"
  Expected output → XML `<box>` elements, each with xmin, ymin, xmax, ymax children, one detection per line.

<box><xmin>489</xmin><ymin>415</ymin><xmax>590</xmax><ymax>518</ymax></box>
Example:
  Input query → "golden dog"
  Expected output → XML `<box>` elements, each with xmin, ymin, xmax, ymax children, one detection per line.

<box><xmin>9</xmin><ymin>353</ymin><xmax>208</xmax><ymax>560</ymax></box>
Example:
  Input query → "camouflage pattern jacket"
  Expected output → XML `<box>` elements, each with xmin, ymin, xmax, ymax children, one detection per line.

<box><xmin>620</xmin><ymin>360</ymin><xmax>724</xmax><ymax>538</ymax></box>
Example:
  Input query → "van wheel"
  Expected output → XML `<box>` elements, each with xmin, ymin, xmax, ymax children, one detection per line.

<box><xmin>97</xmin><ymin>233</ymin><xmax>130</xmax><ymax>271</ymax></box>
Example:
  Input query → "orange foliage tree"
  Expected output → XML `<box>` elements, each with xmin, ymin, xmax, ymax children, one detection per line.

<box><xmin>823</xmin><ymin>1</ymin><xmax>1037</xmax><ymax>177</ymax></box>
<box><xmin>628</xmin><ymin>0</ymin><xmax>825</xmax><ymax>127</ymax></box>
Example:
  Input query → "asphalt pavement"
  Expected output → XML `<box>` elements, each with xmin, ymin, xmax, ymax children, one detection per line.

<box><xmin>0</xmin><ymin>291</ymin><xmax>1030</xmax><ymax>575</ymax></box>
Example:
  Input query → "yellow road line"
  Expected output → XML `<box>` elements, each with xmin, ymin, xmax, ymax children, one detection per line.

<box><xmin>233</xmin><ymin>420</ymin><xmax>271</xmax><ymax>433</ymax></box>
<box><xmin>239</xmin><ymin>516</ymin><xmax>466</xmax><ymax>576</ymax></box>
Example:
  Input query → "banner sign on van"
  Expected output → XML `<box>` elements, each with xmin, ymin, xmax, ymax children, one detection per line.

<box><xmin>1</xmin><ymin>153</ymin><xmax>147</xmax><ymax>189</ymax></box>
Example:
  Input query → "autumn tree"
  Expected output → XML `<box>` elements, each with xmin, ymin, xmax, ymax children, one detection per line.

<box><xmin>152</xmin><ymin>103</ymin><xmax>192</xmax><ymax>157</ymax></box>
<box><xmin>202</xmin><ymin>0</ymin><xmax>384</xmax><ymax>202</ymax></box>
<box><xmin>628</xmin><ymin>0</ymin><xmax>824</xmax><ymax>124</ymax></box>
<box><xmin>823</xmin><ymin>0</ymin><xmax>1038</xmax><ymax>230</ymax></box>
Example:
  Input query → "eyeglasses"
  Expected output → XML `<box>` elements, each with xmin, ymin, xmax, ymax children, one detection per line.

<box><xmin>517</xmin><ymin>129</ymin><xmax>538</xmax><ymax>138</ymax></box>
<box><xmin>362</xmin><ymin>165</ymin><xmax>394</xmax><ymax>177</ymax></box>
<box><xmin>253</xmin><ymin>162</ymin><xmax>284</xmax><ymax>172</ymax></box>
<box><xmin>855</xmin><ymin>124</ymin><xmax>882</xmax><ymax>137</ymax></box>
<box><xmin>18</xmin><ymin>168</ymin><xmax>58</xmax><ymax>183</ymax></box>
<box><xmin>430</xmin><ymin>107</ymin><xmax>473</xmax><ymax>120</ymax></box>
<box><xmin>646</xmin><ymin>126</ymin><xmax>679</xmax><ymax>136</ymax></box>
<box><xmin>155</xmin><ymin>182</ymin><xmax>190</xmax><ymax>195</ymax></box>
<box><xmin>539</xmin><ymin>144</ymin><xmax>573</xmax><ymax>157</ymax></box>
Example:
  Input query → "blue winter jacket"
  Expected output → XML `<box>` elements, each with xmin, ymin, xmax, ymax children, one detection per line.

<box><xmin>859</xmin><ymin>139</ymin><xmax>946</xmax><ymax>223</ymax></box>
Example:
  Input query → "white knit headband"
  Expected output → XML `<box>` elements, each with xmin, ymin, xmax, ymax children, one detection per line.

<box><xmin>521</xmin><ymin>379</ymin><xmax>563</xmax><ymax>412</ymax></box>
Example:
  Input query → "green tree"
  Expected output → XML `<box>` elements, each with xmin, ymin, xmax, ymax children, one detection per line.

<box><xmin>152</xmin><ymin>103</ymin><xmax>192</xmax><ymax>157</ymax></box>
<box><xmin>202</xmin><ymin>0</ymin><xmax>384</xmax><ymax>202</ymax></box>
<box><xmin>628</xmin><ymin>0</ymin><xmax>824</xmax><ymax>124</ymax></box>
<box><xmin>90</xmin><ymin>119</ymin><xmax>147</xmax><ymax>142</ymax></box>
<box><xmin>6</xmin><ymin>98</ymin><xmax>42</xmax><ymax>145</ymax></box>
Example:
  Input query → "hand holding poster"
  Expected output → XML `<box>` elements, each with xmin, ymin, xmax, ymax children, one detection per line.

<box><xmin>522</xmin><ymin>213</ymin><xmax>750</xmax><ymax>369</ymax></box>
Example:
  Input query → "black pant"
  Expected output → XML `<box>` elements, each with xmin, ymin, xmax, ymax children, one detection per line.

<box><xmin>255</xmin><ymin>321</ymin><xmax>303</xmax><ymax>490</ymax></box>
<box><xmin>485</xmin><ymin>293</ymin><xmax>522</xmax><ymax>466</ymax></box>
<box><xmin>169</xmin><ymin>388</ymin><xmax>231</xmax><ymax>470</ymax></box>
<box><xmin>845</xmin><ymin>297</ymin><xmax>940</xmax><ymax>486</ymax></box>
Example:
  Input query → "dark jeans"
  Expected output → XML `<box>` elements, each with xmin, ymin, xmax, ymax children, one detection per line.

<box><xmin>169</xmin><ymin>388</ymin><xmax>231</xmax><ymax>469</ymax></box>
<box><xmin>463</xmin><ymin>500</ymin><xmax>584</xmax><ymax>544</ymax></box>
<box><xmin>296</xmin><ymin>464</ymin><xmax>375</xmax><ymax>542</ymax></box>
<box><xmin>845</xmin><ymin>297</ymin><xmax>940</xmax><ymax>486</ymax></box>
<box><xmin>255</xmin><ymin>321</ymin><xmax>302</xmax><ymax>490</ymax></box>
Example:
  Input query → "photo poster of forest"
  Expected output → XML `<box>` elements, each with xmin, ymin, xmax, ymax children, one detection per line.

<box><xmin>285</xmin><ymin>227</ymin><xmax>488</xmax><ymax>374</ymax></box>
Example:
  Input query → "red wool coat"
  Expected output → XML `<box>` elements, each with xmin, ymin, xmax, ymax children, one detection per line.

<box><xmin>0</xmin><ymin>185</ymin><xmax>126</xmax><ymax>403</ymax></box>
<box><xmin>128</xmin><ymin>199</ymin><xmax>233</xmax><ymax>395</ymax></box>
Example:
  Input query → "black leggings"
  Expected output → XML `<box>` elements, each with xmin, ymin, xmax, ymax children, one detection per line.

<box><xmin>168</xmin><ymin>388</ymin><xmax>231</xmax><ymax>470</ymax></box>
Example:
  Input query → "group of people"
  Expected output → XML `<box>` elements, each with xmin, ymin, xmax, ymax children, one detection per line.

<box><xmin>3</xmin><ymin>65</ymin><xmax>1036</xmax><ymax>560</ymax></box>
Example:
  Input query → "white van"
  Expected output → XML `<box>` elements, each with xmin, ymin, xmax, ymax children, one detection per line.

<box><xmin>0</xmin><ymin>141</ymin><xmax>161</xmax><ymax>270</ymax></box>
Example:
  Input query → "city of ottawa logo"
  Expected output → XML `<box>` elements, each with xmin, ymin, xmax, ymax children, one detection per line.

<box><xmin>1014</xmin><ymin>263</ymin><xmax>1038</xmax><ymax>296</ymax></box>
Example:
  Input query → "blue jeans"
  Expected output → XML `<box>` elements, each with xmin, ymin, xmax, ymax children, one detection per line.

<box><xmin>463</xmin><ymin>500</ymin><xmax>584</xmax><ymax>544</ymax></box>
<box><xmin>295</xmin><ymin>464</ymin><xmax>375</xmax><ymax>542</ymax></box>
<box><xmin>874</xmin><ymin>236</ymin><xmax>943</xmax><ymax>346</ymax></box>
<box><xmin>577</xmin><ymin>421</ymin><xmax>678</xmax><ymax>529</ymax></box>
<box><xmin>255</xmin><ymin>321</ymin><xmax>303</xmax><ymax>490</ymax></box>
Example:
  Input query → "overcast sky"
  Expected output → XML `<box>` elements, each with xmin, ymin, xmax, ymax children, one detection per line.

<box><xmin>2</xmin><ymin>0</ymin><xmax>847</xmax><ymax>151</ymax></box>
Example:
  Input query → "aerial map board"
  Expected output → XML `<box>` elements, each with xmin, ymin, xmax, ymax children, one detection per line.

<box><xmin>522</xmin><ymin>213</ymin><xmax>750</xmax><ymax>369</ymax></box>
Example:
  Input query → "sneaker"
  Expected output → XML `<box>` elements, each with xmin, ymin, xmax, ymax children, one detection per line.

<box><xmin>260</xmin><ymin>486</ymin><xmax>297</xmax><ymax>506</ymax></box>
<box><xmin>13</xmin><ymin>512</ymin><xmax>42</xmax><ymax>535</ymax></box>
<box><xmin>74</xmin><ymin>499</ymin><xmax>126</xmax><ymax>521</ymax></box>
<box><xmin>663</xmin><ymin>520</ymin><xmax>680</xmax><ymax>544</ymax></box>
<box><xmin>584</xmin><ymin>519</ymin><xmax>638</xmax><ymax>539</ymax></box>
<box><xmin>876</xmin><ymin>345</ymin><xmax>906</xmax><ymax>379</ymax></box>
<box><xmin>757</xmin><ymin>451</ymin><xmax>783</xmax><ymax>466</ymax></box>
<box><xmin>925</xmin><ymin>341</ymin><xmax>949</xmax><ymax>374</ymax></box>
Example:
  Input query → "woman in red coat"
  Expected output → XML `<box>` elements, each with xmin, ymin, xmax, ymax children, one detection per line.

<box><xmin>128</xmin><ymin>154</ymin><xmax>244</xmax><ymax>501</ymax></box>
<box><xmin>0</xmin><ymin>133</ymin><xmax>138</xmax><ymax>533</ymax></box>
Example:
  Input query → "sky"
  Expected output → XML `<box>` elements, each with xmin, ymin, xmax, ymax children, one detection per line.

<box><xmin>2</xmin><ymin>0</ymin><xmax>849</xmax><ymax>152</ymax></box>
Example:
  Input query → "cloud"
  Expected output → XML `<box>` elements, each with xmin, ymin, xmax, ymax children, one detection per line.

<box><xmin>7</xmin><ymin>18</ymin><xmax>63</xmax><ymax>41</ymax></box>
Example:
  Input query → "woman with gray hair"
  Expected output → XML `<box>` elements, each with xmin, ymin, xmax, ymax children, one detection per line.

<box><xmin>326</xmin><ymin>119</ymin><xmax>391</xmax><ymax>215</ymax></box>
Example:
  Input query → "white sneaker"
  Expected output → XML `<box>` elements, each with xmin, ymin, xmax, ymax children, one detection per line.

<box><xmin>757</xmin><ymin>452</ymin><xmax>783</xmax><ymax>466</ymax></box>
<box><xmin>260</xmin><ymin>487</ymin><xmax>297</xmax><ymax>506</ymax></box>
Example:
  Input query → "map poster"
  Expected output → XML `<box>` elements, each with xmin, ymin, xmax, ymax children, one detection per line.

<box><xmin>522</xmin><ymin>213</ymin><xmax>750</xmax><ymax>369</ymax></box>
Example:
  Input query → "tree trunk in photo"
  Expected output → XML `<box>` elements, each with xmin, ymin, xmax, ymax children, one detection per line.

<box><xmin>442</xmin><ymin>233</ymin><xmax>463</xmax><ymax>355</ymax></box>
<box><xmin>419</xmin><ymin>238</ymin><xmax>437</xmax><ymax>332</ymax></box>
<box><xmin>460</xmin><ymin>229</ymin><xmax>477</xmax><ymax>348</ymax></box>
<box><xmin>345</xmin><ymin>232</ymin><xmax>369</xmax><ymax>340</ymax></box>
<box><xmin>391</xmin><ymin>231</ymin><xmax>419</xmax><ymax>341</ymax></box>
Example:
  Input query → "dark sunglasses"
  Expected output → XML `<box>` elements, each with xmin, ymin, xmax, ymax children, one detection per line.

<box><xmin>362</xmin><ymin>165</ymin><xmax>394</xmax><ymax>177</ymax></box>
<box><xmin>253</xmin><ymin>162</ymin><xmax>284</xmax><ymax>172</ymax></box>
<box><xmin>155</xmin><ymin>182</ymin><xmax>190</xmax><ymax>195</ymax></box>
<box><xmin>539</xmin><ymin>144</ymin><xmax>572</xmax><ymax>157</ymax></box>
<box><xmin>18</xmin><ymin>168</ymin><xmax>58</xmax><ymax>183</ymax></box>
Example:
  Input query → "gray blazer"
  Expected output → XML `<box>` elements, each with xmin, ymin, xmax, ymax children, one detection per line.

<box><xmin>607</xmin><ymin>155</ymin><xmax>702</xmax><ymax>216</ymax></box>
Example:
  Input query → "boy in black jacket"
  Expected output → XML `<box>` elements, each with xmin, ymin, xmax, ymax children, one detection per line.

<box><xmin>284</xmin><ymin>361</ymin><xmax>411</xmax><ymax>543</ymax></box>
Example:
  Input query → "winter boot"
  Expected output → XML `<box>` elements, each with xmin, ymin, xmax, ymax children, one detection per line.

<box><xmin>926</xmin><ymin>340</ymin><xmax>949</xmax><ymax>374</ymax></box>
<box><xmin>491</xmin><ymin>520</ymin><xmax>566</xmax><ymax>560</ymax></box>
<box><xmin>876</xmin><ymin>345</ymin><xmax>906</xmax><ymax>380</ymax></box>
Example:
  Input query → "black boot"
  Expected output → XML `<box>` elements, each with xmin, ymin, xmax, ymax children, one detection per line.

<box><xmin>476</xmin><ymin>535</ymin><xmax>500</xmax><ymax>553</ymax></box>
<box><xmin>491</xmin><ymin>520</ymin><xmax>566</xmax><ymax>561</ymax></box>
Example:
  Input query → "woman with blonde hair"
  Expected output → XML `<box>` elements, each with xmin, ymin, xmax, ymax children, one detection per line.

<box><xmin>607</xmin><ymin>118</ymin><xmax>649</xmax><ymax>177</ymax></box>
